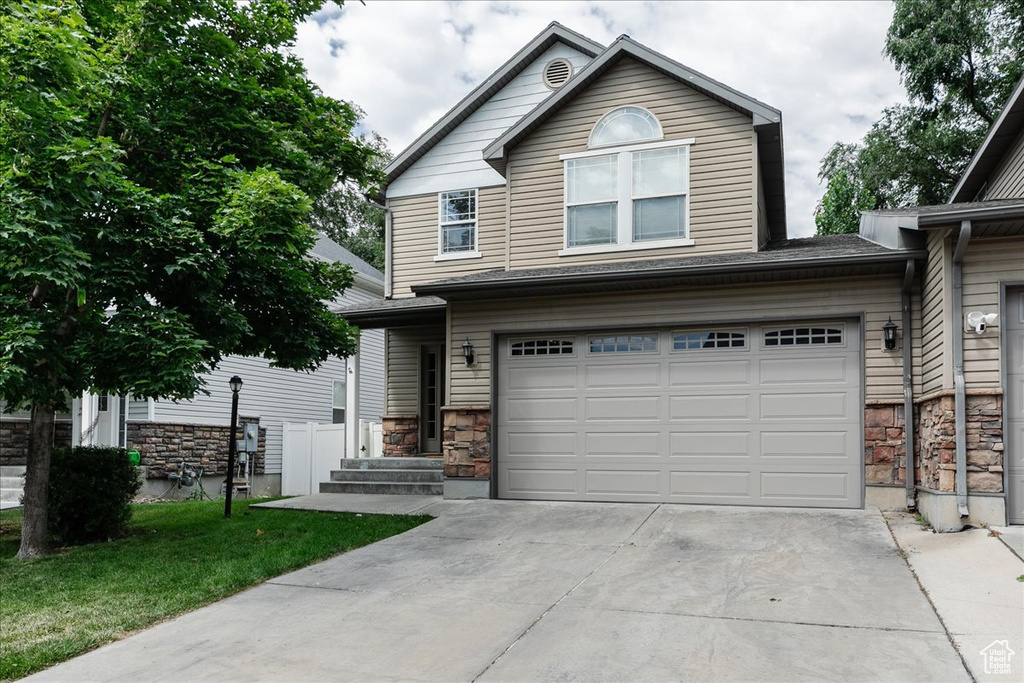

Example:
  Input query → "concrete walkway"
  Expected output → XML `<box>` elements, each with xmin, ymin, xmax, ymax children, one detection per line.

<box><xmin>28</xmin><ymin>498</ymin><xmax>974</xmax><ymax>682</ymax></box>
<box><xmin>888</xmin><ymin>513</ymin><xmax>1024</xmax><ymax>682</ymax></box>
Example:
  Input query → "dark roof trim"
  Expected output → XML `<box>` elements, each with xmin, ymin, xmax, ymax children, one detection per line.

<box><xmin>866</xmin><ymin>202</ymin><xmax>1024</xmax><ymax>229</ymax></box>
<box><xmin>338</xmin><ymin>296</ymin><xmax>447</xmax><ymax>329</ymax></box>
<box><xmin>950</xmin><ymin>74</ymin><xmax>1024</xmax><ymax>203</ymax></box>
<box><xmin>480</xmin><ymin>34</ymin><xmax>786</xmax><ymax>240</ymax></box>
<box><xmin>413</xmin><ymin>250</ymin><xmax>924</xmax><ymax>300</ymax></box>
<box><xmin>383</xmin><ymin>23</ymin><xmax>603</xmax><ymax>185</ymax></box>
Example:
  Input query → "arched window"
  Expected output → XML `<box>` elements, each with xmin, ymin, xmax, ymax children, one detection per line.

<box><xmin>589</xmin><ymin>106</ymin><xmax>662</xmax><ymax>148</ymax></box>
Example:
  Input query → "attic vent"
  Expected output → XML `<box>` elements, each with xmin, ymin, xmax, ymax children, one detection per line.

<box><xmin>543</xmin><ymin>58</ymin><xmax>573</xmax><ymax>89</ymax></box>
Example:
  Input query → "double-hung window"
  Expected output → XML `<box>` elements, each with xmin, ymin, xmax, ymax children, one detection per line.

<box><xmin>561</xmin><ymin>107</ymin><xmax>692</xmax><ymax>255</ymax></box>
<box><xmin>437</xmin><ymin>189</ymin><xmax>479</xmax><ymax>259</ymax></box>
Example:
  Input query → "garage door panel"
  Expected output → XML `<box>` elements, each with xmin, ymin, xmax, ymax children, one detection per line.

<box><xmin>506</xmin><ymin>431</ymin><xmax>578</xmax><ymax>456</ymax></box>
<box><xmin>670</xmin><ymin>394</ymin><xmax>750</xmax><ymax>420</ymax></box>
<box><xmin>504</xmin><ymin>468</ymin><xmax>577</xmax><ymax>494</ymax></box>
<box><xmin>585</xmin><ymin>470</ymin><xmax>660</xmax><ymax>496</ymax></box>
<box><xmin>584</xmin><ymin>431</ymin><xmax>661</xmax><ymax>456</ymax></box>
<box><xmin>585</xmin><ymin>363</ymin><xmax>661</xmax><ymax>389</ymax></box>
<box><xmin>760</xmin><ymin>431</ymin><xmax>850</xmax><ymax>459</ymax></box>
<box><xmin>506</xmin><ymin>365</ymin><xmax>578</xmax><ymax>391</ymax></box>
<box><xmin>669</xmin><ymin>431</ymin><xmax>751</xmax><ymax>457</ymax></box>
<box><xmin>586</xmin><ymin>396</ymin><xmax>660</xmax><ymax>421</ymax></box>
<box><xmin>669</xmin><ymin>359</ymin><xmax>750</xmax><ymax>386</ymax></box>
<box><xmin>506</xmin><ymin>397</ymin><xmax>577</xmax><ymax>422</ymax></box>
<box><xmin>759</xmin><ymin>356</ymin><xmax>848</xmax><ymax>384</ymax></box>
<box><xmin>497</xmin><ymin>322</ymin><xmax>863</xmax><ymax>508</ymax></box>
<box><xmin>760</xmin><ymin>392</ymin><xmax>849</xmax><ymax>420</ymax></box>
<box><xmin>668</xmin><ymin>471</ymin><xmax>751</xmax><ymax>498</ymax></box>
<box><xmin>760</xmin><ymin>471</ymin><xmax>851</xmax><ymax>501</ymax></box>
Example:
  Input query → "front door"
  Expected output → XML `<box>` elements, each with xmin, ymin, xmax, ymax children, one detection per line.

<box><xmin>420</xmin><ymin>345</ymin><xmax>444</xmax><ymax>454</ymax></box>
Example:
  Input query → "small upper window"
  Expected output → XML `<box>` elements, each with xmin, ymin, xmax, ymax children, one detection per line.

<box><xmin>590</xmin><ymin>107</ymin><xmax>662</xmax><ymax>148</ymax></box>
<box><xmin>439</xmin><ymin>189</ymin><xmax>477</xmax><ymax>255</ymax></box>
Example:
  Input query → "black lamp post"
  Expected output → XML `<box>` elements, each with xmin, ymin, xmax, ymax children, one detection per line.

<box><xmin>224</xmin><ymin>375</ymin><xmax>243</xmax><ymax>518</ymax></box>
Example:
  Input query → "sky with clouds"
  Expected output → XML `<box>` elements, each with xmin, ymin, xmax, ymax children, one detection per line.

<box><xmin>294</xmin><ymin>0</ymin><xmax>907</xmax><ymax>238</ymax></box>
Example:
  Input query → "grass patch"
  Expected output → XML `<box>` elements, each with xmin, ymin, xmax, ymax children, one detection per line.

<box><xmin>0</xmin><ymin>500</ymin><xmax>431</xmax><ymax>681</ymax></box>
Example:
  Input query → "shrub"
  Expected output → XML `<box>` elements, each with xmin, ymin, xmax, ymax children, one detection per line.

<box><xmin>47</xmin><ymin>446</ymin><xmax>142</xmax><ymax>545</ymax></box>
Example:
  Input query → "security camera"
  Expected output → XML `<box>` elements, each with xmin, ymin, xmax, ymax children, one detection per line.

<box><xmin>965</xmin><ymin>311</ymin><xmax>998</xmax><ymax>334</ymax></box>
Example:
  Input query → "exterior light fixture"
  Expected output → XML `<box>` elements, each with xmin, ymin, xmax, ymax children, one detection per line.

<box><xmin>462</xmin><ymin>339</ymin><xmax>475</xmax><ymax>366</ymax></box>
<box><xmin>883</xmin><ymin>317</ymin><xmax>898</xmax><ymax>351</ymax></box>
<box><xmin>224</xmin><ymin>375</ymin><xmax>243</xmax><ymax>518</ymax></box>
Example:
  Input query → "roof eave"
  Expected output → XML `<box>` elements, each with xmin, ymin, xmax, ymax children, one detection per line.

<box><xmin>949</xmin><ymin>74</ymin><xmax>1024</xmax><ymax>203</ymax></box>
<box><xmin>413</xmin><ymin>250</ymin><xmax>925</xmax><ymax>300</ymax></box>
<box><xmin>914</xmin><ymin>203</ymin><xmax>1024</xmax><ymax>227</ymax></box>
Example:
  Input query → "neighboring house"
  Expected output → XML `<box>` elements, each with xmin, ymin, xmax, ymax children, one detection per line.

<box><xmin>339</xmin><ymin>22</ymin><xmax>1023</xmax><ymax>529</ymax></box>
<box><xmin>0</xmin><ymin>234</ymin><xmax>385</xmax><ymax>496</ymax></box>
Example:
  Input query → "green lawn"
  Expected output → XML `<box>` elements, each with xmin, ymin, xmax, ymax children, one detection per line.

<box><xmin>0</xmin><ymin>500</ymin><xmax>431</xmax><ymax>681</ymax></box>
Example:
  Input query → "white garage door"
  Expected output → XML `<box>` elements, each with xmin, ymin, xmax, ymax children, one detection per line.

<box><xmin>496</xmin><ymin>322</ymin><xmax>863</xmax><ymax>508</ymax></box>
<box><xmin>1007</xmin><ymin>288</ymin><xmax>1024</xmax><ymax>525</ymax></box>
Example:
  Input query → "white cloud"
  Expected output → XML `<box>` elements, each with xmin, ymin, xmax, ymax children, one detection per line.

<box><xmin>295</xmin><ymin>0</ymin><xmax>905</xmax><ymax>237</ymax></box>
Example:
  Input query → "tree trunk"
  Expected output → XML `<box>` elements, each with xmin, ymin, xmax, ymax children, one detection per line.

<box><xmin>17</xmin><ymin>403</ymin><xmax>55</xmax><ymax>559</ymax></box>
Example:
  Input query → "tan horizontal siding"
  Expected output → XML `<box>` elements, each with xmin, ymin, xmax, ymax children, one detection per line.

<box><xmin>447</xmin><ymin>275</ymin><xmax>920</xmax><ymax>406</ymax></box>
<box><xmin>921</xmin><ymin>230</ymin><xmax>948</xmax><ymax>394</ymax></box>
<box><xmin>986</xmin><ymin>128</ymin><xmax>1024</xmax><ymax>199</ymax></box>
<box><xmin>385</xmin><ymin>327</ymin><xmax>444</xmax><ymax>414</ymax></box>
<box><xmin>389</xmin><ymin>187</ymin><xmax>506</xmax><ymax>298</ymax></box>
<box><xmin>507</xmin><ymin>58</ymin><xmax>755</xmax><ymax>270</ymax></box>
<box><xmin>961</xmin><ymin>237</ymin><xmax>1024</xmax><ymax>387</ymax></box>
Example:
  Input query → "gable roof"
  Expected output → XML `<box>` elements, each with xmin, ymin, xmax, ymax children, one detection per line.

<box><xmin>311</xmin><ymin>233</ymin><xmax>383</xmax><ymax>282</ymax></box>
<box><xmin>383</xmin><ymin>22</ymin><xmax>603</xmax><ymax>186</ymax></box>
<box><xmin>950</xmin><ymin>74</ymin><xmax>1024</xmax><ymax>202</ymax></box>
<box><xmin>481</xmin><ymin>34</ymin><xmax>787</xmax><ymax>240</ymax></box>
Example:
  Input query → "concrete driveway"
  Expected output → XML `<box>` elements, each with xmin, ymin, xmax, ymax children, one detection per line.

<box><xmin>27</xmin><ymin>500</ymin><xmax>968</xmax><ymax>682</ymax></box>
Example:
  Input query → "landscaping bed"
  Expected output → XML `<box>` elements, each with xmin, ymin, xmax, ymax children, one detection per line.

<box><xmin>0</xmin><ymin>499</ymin><xmax>431</xmax><ymax>681</ymax></box>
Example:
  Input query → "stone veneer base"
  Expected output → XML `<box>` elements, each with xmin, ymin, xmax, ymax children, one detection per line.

<box><xmin>137</xmin><ymin>473</ymin><xmax>281</xmax><ymax>500</ymax></box>
<box><xmin>915</xmin><ymin>489</ymin><xmax>1006</xmax><ymax>532</ymax></box>
<box><xmin>443</xmin><ymin>477</ymin><xmax>490</xmax><ymax>500</ymax></box>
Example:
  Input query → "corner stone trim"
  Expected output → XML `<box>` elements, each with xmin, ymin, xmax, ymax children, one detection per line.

<box><xmin>864</xmin><ymin>403</ymin><xmax>907</xmax><ymax>486</ymax></box>
<box><xmin>442</xmin><ymin>406</ymin><xmax>490</xmax><ymax>479</ymax></box>
<box><xmin>382</xmin><ymin>415</ymin><xmax>418</xmax><ymax>457</ymax></box>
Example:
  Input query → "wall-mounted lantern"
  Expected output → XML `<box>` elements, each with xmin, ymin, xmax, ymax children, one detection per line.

<box><xmin>883</xmin><ymin>317</ymin><xmax>898</xmax><ymax>351</ymax></box>
<box><xmin>462</xmin><ymin>339</ymin><xmax>475</xmax><ymax>366</ymax></box>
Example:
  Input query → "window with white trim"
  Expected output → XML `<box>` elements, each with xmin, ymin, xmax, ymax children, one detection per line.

<box><xmin>589</xmin><ymin>333</ymin><xmax>658</xmax><ymax>354</ymax></box>
<box><xmin>673</xmin><ymin>330</ymin><xmax>746</xmax><ymax>351</ymax></box>
<box><xmin>763</xmin><ymin>326</ymin><xmax>844</xmax><ymax>347</ymax></box>
<box><xmin>510</xmin><ymin>339</ymin><xmax>575</xmax><ymax>357</ymax></box>
<box><xmin>332</xmin><ymin>379</ymin><xmax>346</xmax><ymax>424</ymax></box>
<box><xmin>562</xmin><ymin>108</ymin><xmax>691</xmax><ymax>254</ymax></box>
<box><xmin>438</xmin><ymin>189</ymin><xmax>477</xmax><ymax>256</ymax></box>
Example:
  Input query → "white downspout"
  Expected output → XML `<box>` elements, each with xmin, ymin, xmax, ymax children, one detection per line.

<box><xmin>952</xmin><ymin>220</ymin><xmax>971</xmax><ymax>517</ymax></box>
<box><xmin>384</xmin><ymin>201</ymin><xmax>393</xmax><ymax>298</ymax></box>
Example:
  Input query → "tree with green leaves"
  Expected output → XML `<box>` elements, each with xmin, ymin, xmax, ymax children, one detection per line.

<box><xmin>815</xmin><ymin>0</ymin><xmax>1024</xmax><ymax>234</ymax></box>
<box><xmin>1</xmin><ymin>0</ymin><xmax>381</xmax><ymax>558</ymax></box>
<box><xmin>311</xmin><ymin>131</ymin><xmax>390</xmax><ymax>271</ymax></box>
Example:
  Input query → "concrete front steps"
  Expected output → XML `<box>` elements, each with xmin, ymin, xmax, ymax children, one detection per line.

<box><xmin>320</xmin><ymin>457</ymin><xmax>442</xmax><ymax>496</ymax></box>
<box><xmin>1</xmin><ymin>466</ymin><xmax>26</xmax><ymax>509</ymax></box>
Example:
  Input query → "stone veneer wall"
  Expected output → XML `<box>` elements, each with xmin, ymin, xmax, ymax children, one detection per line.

<box><xmin>916</xmin><ymin>392</ymin><xmax>1003</xmax><ymax>493</ymax></box>
<box><xmin>442</xmin><ymin>406</ymin><xmax>490</xmax><ymax>479</ymax></box>
<box><xmin>864</xmin><ymin>402</ymin><xmax>907</xmax><ymax>486</ymax></box>
<box><xmin>128</xmin><ymin>417</ymin><xmax>266</xmax><ymax>479</ymax></box>
<box><xmin>0</xmin><ymin>420</ymin><xmax>73</xmax><ymax>466</ymax></box>
<box><xmin>382</xmin><ymin>415</ymin><xmax>418</xmax><ymax>457</ymax></box>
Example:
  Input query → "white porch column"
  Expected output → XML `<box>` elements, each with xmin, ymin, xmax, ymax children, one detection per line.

<box><xmin>71</xmin><ymin>395</ymin><xmax>83</xmax><ymax>447</ymax></box>
<box><xmin>345</xmin><ymin>347</ymin><xmax>360</xmax><ymax>459</ymax></box>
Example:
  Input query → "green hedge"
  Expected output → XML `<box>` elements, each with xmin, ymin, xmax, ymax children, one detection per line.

<box><xmin>48</xmin><ymin>446</ymin><xmax>142</xmax><ymax>545</ymax></box>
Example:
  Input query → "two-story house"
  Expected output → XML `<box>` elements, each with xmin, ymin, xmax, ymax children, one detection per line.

<box><xmin>341</xmin><ymin>23</ymin><xmax>1024</xmax><ymax>530</ymax></box>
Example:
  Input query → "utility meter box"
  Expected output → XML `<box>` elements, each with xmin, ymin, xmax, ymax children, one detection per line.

<box><xmin>242</xmin><ymin>423</ymin><xmax>259</xmax><ymax>452</ymax></box>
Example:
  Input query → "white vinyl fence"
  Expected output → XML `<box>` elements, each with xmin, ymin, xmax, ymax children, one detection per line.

<box><xmin>281</xmin><ymin>423</ymin><xmax>345</xmax><ymax>496</ymax></box>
